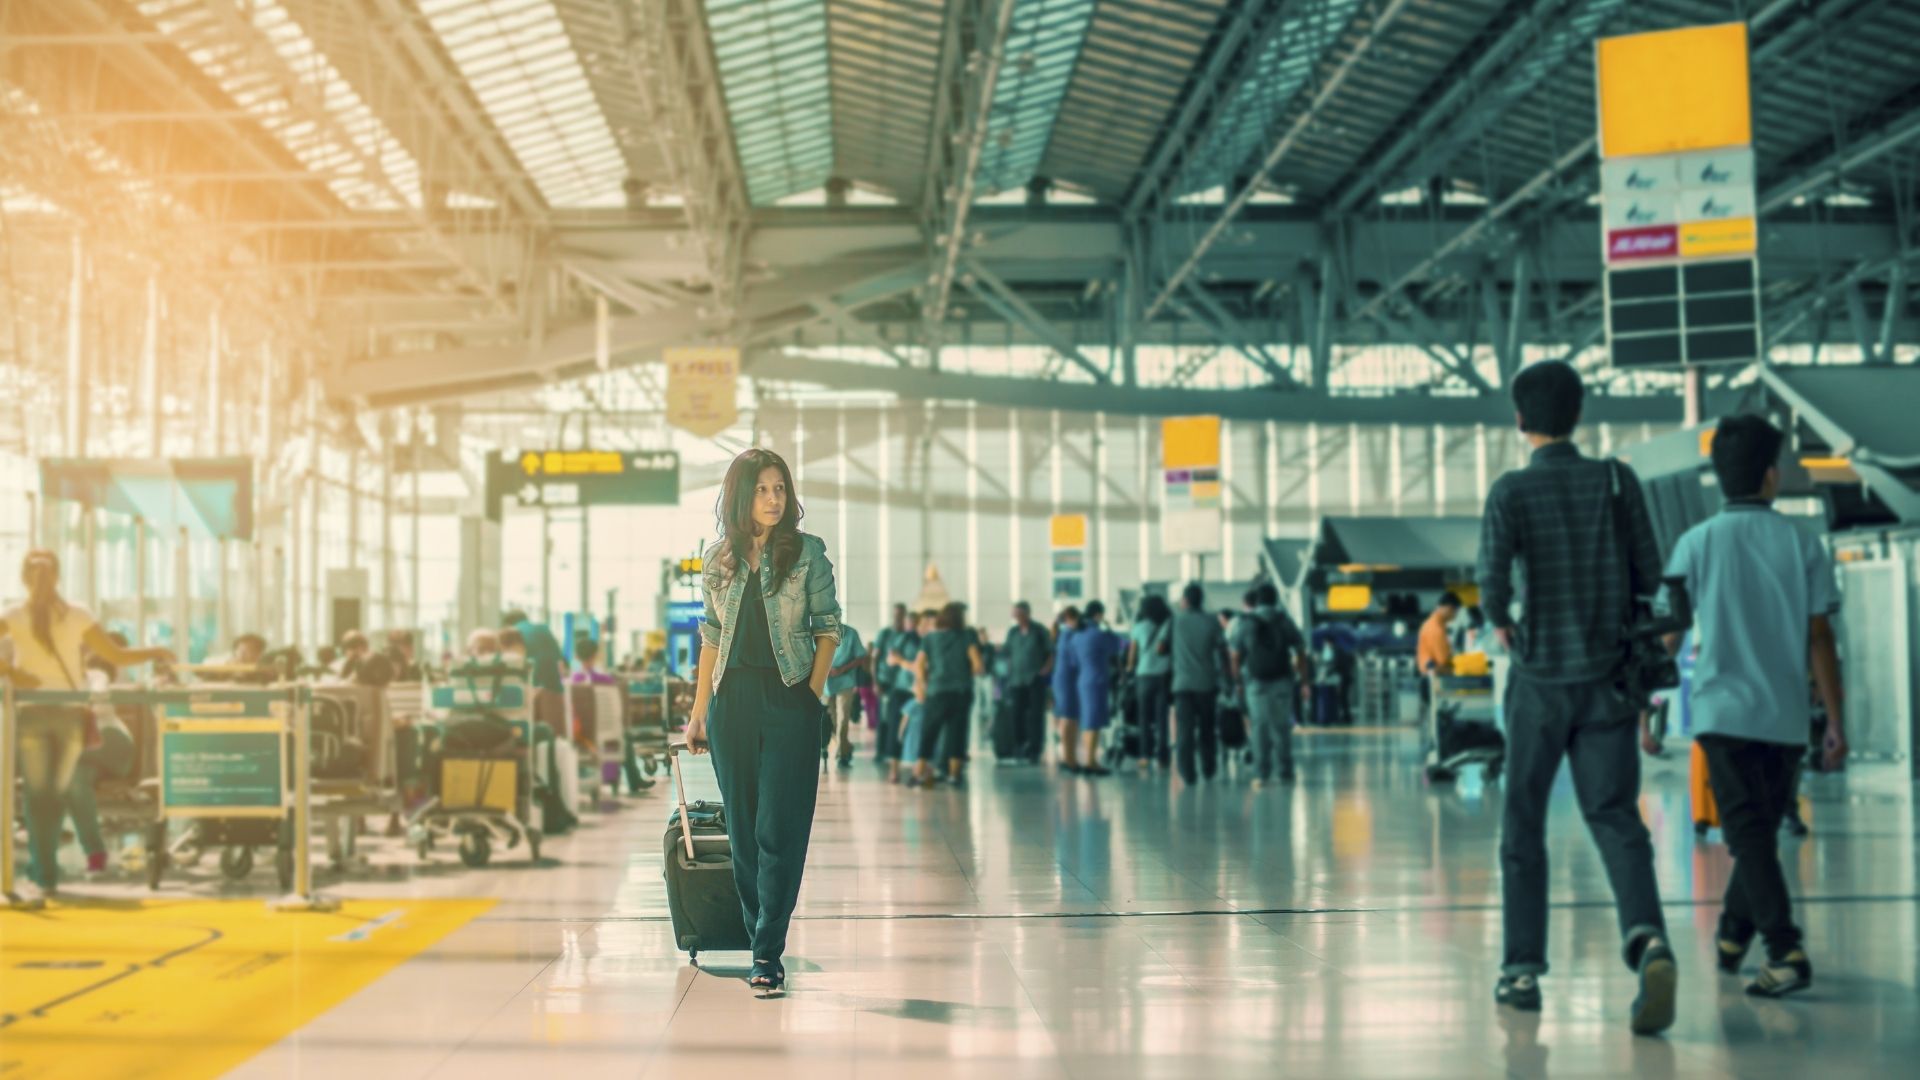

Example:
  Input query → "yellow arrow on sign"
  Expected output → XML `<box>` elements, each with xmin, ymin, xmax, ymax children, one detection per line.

<box><xmin>520</xmin><ymin>452</ymin><xmax>541</xmax><ymax>476</ymax></box>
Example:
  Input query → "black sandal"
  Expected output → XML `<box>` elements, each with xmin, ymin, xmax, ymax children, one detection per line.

<box><xmin>750</xmin><ymin>958</ymin><xmax>785</xmax><ymax>994</ymax></box>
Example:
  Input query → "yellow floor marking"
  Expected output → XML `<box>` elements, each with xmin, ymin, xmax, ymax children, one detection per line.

<box><xmin>0</xmin><ymin>897</ymin><xmax>494</xmax><ymax>1080</ymax></box>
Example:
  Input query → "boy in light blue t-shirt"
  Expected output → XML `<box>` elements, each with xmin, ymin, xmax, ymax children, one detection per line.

<box><xmin>1664</xmin><ymin>414</ymin><xmax>1846</xmax><ymax>999</ymax></box>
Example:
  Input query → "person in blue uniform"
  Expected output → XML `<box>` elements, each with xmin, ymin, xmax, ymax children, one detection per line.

<box><xmin>1050</xmin><ymin>606</ymin><xmax>1082</xmax><ymax>771</ymax></box>
<box><xmin>1066</xmin><ymin>601</ymin><xmax>1128</xmax><ymax>777</ymax></box>
<box><xmin>686</xmin><ymin>448</ymin><xmax>842</xmax><ymax>995</ymax></box>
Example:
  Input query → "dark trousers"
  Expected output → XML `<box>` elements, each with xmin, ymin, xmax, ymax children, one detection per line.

<box><xmin>1008</xmin><ymin>681</ymin><xmax>1047</xmax><ymax>760</ymax></box>
<box><xmin>1174</xmin><ymin>690</ymin><xmax>1219</xmax><ymax>783</ymax></box>
<box><xmin>1501</xmin><ymin>675</ymin><xmax>1666</xmax><ymax>976</ymax></box>
<box><xmin>923</xmin><ymin>690</ymin><xmax>972</xmax><ymax>764</ymax></box>
<box><xmin>1135</xmin><ymin>674</ymin><xmax>1171</xmax><ymax>764</ymax></box>
<box><xmin>706</xmin><ymin>668</ymin><xmax>823</xmax><ymax>961</ymax></box>
<box><xmin>1699</xmin><ymin>734</ymin><xmax>1804</xmax><ymax>959</ymax></box>
<box><xmin>879</xmin><ymin>689</ymin><xmax>912</xmax><ymax>761</ymax></box>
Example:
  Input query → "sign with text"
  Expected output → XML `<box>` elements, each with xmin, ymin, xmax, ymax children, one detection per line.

<box><xmin>1160</xmin><ymin>416</ymin><xmax>1222</xmax><ymax>556</ymax></box>
<box><xmin>1049</xmin><ymin>513</ymin><xmax>1087</xmax><ymax>600</ymax></box>
<box><xmin>486</xmin><ymin>449</ymin><xmax>680</xmax><ymax>515</ymax></box>
<box><xmin>1598</xmin><ymin>22</ymin><xmax>1760</xmax><ymax>369</ymax></box>
<box><xmin>665</xmin><ymin>346</ymin><xmax>740</xmax><ymax>438</ymax></box>
<box><xmin>160</xmin><ymin>721</ymin><xmax>285</xmax><ymax>812</ymax></box>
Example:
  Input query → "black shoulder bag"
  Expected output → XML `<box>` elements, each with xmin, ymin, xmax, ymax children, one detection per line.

<box><xmin>1609</xmin><ymin>461</ymin><xmax>1681</xmax><ymax>705</ymax></box>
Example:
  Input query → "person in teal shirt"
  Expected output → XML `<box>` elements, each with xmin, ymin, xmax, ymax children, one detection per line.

<box><xmin>502</xmin><ymin>610</ymin><xmax>567</xmax><ymax>736</ymax></box>
<box><xmin>825</xmin><ymin>625</ymin><xmax>867</xmax><ymax>767</ymax></box>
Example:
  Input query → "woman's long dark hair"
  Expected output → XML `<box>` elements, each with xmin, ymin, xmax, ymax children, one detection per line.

<box><xmin>22</xmin><ymin>549</ymin><xmax>67</xmax><ymax>653</ymax></box>
<box><xmin>936</xmin><ymin>602</ymin><xmax>967</xmax><ymax>633</ymax></box>
<box><xmin>713</xmin><ymin>448</ymin><xmax>804</xmax><ymax>582</ymax></box>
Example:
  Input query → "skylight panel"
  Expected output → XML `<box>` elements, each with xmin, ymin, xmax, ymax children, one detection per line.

<box><xmin>420</xmin><ymin>0</ymin><xmax>628</xmax><ymax>207</ymax></box>
<box><xmin>136</xmin><ymin>0</ymin><xmax>424</xmax><ymax>210</ymax></box>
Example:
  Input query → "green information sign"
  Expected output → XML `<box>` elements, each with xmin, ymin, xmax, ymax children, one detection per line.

<box><xmin>161</xmin><ymin>730</ymin><xmax>285</xmax><ymax>810</ymax></box>
<box><xmin>486</xmin><ymin>449</ymin><xmax>680</xmax><ymax>516</ymax></box>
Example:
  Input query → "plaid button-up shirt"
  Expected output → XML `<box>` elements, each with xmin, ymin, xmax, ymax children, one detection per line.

<box><xmin>1477</xmin><ymin>441</ymin><xmax>1663</xmax><ymax>685</ymax></box>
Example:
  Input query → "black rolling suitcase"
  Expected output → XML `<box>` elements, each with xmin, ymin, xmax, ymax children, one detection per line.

<box><xmin>664</xmin><ymin>742</ymin><xmax>750</xmax><ymax>962</ymax></box>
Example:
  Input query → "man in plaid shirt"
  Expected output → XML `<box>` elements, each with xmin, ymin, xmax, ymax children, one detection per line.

<box><xmin>1477</xmin><ymin>360</ymin><xmax>1676</xmax><ymax>1035</ymax></box>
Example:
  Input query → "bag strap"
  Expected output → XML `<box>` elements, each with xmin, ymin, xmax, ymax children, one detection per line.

<box><xmin>1608</xmin><ymin>461</ymin><xmax>1642</xmax><ymax>616</ymax></box>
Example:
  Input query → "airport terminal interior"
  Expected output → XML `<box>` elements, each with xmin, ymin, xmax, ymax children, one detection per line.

<box><xmin>2</xmin><ymin>0</ymin><xmax>1920</xmax><ymax>1076</ymax></box>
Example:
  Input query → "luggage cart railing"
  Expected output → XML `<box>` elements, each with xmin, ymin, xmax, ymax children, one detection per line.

<box><xmin>1</xmin><ymin>681</ymin><xmax>337</xmax><ymax>912</ymax></box>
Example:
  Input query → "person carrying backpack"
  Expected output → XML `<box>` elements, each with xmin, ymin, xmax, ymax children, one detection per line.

<box><xmin>1228</xmin><ymin>582</ymin><xmax>1307</xmax><ymax>787</ymax></box>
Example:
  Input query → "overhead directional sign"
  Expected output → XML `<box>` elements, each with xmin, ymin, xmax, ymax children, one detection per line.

<box><xmin>486</xmin><ymin>449</ymin><xmax>680</xmax><ymax>517</ymax></box>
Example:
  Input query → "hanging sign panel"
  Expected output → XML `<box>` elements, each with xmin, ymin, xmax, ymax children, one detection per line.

<box><xmin>1160</xmin><ymin>416</ymin><xmax>1222</xmax><ymax>556</ymax></box>
<box><xmin>485</xmin><ymin>449</ymin><xmax>680</xmax><ymax>517</ymax></box>
<box><xmin>665</xmin><ymin>346</ymin><xmax>741</xmax><ymax>438</ymax></box>
<box><xmin>1049</xmin><ymin>513</ymin><xmax>1087</xmax><ymax>600</ymax></box>
<box><xmin>1598</xmin><ymin>22</ymin><xmax>1761</xmax><ymax>370</ymax></box>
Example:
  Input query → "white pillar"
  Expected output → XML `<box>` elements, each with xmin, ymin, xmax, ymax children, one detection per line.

<box><xmin>1221</xmin><ymin>418</ymin><xmax>1236</xmax><ymax>576</ymax></box>
<box><xmin>879</xmin><ymin>407</ymin><xmax>892</xmax><ymax>618</ymax></box>
<box><xmin>1389</xmin><ymin>424</ymin><xmax>1403</xmax><ymax>517</ymax></box>
<box><xmin>1093</xmin><ymin>411</ymin><xmax>1107</xmax><ymax>604</ymax></box>
<box><xmin>1137</xmin><ymin>414</ymin><xmax>1150</xmax><ymax>584</ymax></box>
<box><xmin>1347</xmin><ymin>422</ymin><xmax>1362</xmax><ymax>515</ymax></box>
<box><xmin>1008</xmin><ymin>409</ymin><xmax>1022</xmax><ymax>609</ymax></box>
<box><xmin>206</xmin><ymin>306</ymin><xmax>224</xmax><ymax>455</ymax></box>
<box><xmin>966</xmin><ymin>402</ymin><xmax>980</xmax><ymax>615</ymax></box>
<box><xmin>1308</xmin><ymin>422</ymin><xmax>1321</xmax><ymax>524</ymax></box>
<box><xmin>1475</xmin><ymin>423</ymin><xmax>1490</xmax><ymax>499</ymax></box>
<box><xmin>1264</xmin><ymin>420</ymin><xmax>1279</xmax><ymax>538</ymax></box>
<box><xmin>1433</xmin><ymin>425</ymin><xmax>1448</xmax><ymax>514</ymax></box>
<box><xmin>837</xmin><ymin>403</ymin><xmax>851</xmax><ymax>622</ymax></box>
<box><xmin>66</xmin><ymin>236</ymin><xmax>87</xmax><ymax>456</ymax></box>
<box><xmin>141</xmin><ymin>275</ymin><xmax>160</xmax><ymax>457</ymax></box>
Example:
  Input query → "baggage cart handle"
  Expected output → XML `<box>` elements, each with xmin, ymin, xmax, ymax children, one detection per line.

<box><xmin>667</xmin><ymin>741</ymin><xmax>696</xmax><ymax>861</ymax></box>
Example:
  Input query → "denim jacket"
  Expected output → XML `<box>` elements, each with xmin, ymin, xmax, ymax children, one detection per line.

<box><xmin>700</xmin><ymin>531</ymin><xmax>842</xmax><ymax>693</ymax></box>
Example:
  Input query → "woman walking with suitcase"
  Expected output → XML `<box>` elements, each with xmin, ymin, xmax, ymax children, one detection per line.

<box><xmin>685</xmin><ymin>449</ymin><xmax>842</xmax><ymax>994</ymax></box>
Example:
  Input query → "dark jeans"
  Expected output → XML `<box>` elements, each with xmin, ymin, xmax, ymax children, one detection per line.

<box><xmin>1699</xmin><ymin>734</ymin><xmax>1804</xmax><ymax>959</ymax></box>
<box><xmin>706</xmin><ymin>668</ymin><xmax>823</xmax><ymax>962</ymax></box>
<box><xmin>1501</xmin><ymin>675</ymin><xmax>1666</xmax><ymax>976</ymax></box>
<box><xmin>1174</xmin><ymin>690</ymin><xmax>1218</xmax><ymax>783</ymax></box>
<box><xmin>923</xmin><ymin>690</ymin><xmax>972</xmax><ymax>765</ymax></box>
<box><xmin>1008</xmin><ymin>681</ymin><xmax>1048</xmax><ymax>760</ymax></box>
<box><xmin>1135</xmin><ymin>673</ymin><xmax>1171</xmax><ymax>764</ymax></box>
<box><xmin>879</xmin><ymin>689</ymin><xmax>912</xmax><ymax>762</ymax></box>
<box><xmin>19</xmin><ymin>708</ymin><xmax>86</xmax><ymax>891</ymax></box>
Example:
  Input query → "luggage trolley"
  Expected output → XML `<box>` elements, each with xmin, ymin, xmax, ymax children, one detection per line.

<box><xmin>411</xmin><ymin>663</ymin><xmax>544</xmax><ymax>868</ymax></box>
<box><xmin>306</xmin><ymin>684</ymin><xmax>406</xmax><ymax>871</ymax></box>
<box><xmin>0</xmin><ymin>681</ymin><xmax>333</xmax><ymax>911</ymax></box>
<box><xmin>1423</xmin><ymin>663</ymin><xmax>1506</xmax><ymax>782</ymax></box>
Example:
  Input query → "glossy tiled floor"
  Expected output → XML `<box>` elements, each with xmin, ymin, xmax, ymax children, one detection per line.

<box><xmin>226</xmin><ymin>730</ymin><xmax>1915</xmax><ymax>1079</ymax></box>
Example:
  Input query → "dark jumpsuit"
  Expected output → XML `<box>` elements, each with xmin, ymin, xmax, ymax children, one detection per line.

<box><xmin>706</xmin><ymin>566</ymin><xmax>825</xmax><ymax>963</ymax></box>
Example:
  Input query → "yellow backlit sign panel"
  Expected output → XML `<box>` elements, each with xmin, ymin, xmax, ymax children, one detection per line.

<box><xmin>1678</xmin><ymin>216</ymin><xmax>1757</xmax><ymax>258</ymax></box>
<box><xmin>1161</xmin><ymin>416</ymin><xmax>1222</xmax><ymax>470</ymax></box>
<box><xmin>1050</xmin><ymin>513</ymin><xmax>1088</xmax><ymax>549</ymax></box>
<box><xmin>1327</xmin><ymin>584</ymin><xmax>1372</xmax><ymax>612</ymax></box>
<box><xmin>1597</xmin><ymin>23</ymin><xmax>1751</xmax><ymax>159</ymax></box>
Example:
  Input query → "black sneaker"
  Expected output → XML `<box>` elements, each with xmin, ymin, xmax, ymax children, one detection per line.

<box><xmin>1630</xmin><ymin>936</ymin><xmax>1679</xmax><ymax>1035</ymax></box>
<box><xmin>1746</xmin><ymin>950</ymin><xmax>1812</xmax><ymax>998</ymax></box>
<box><xmin>1783</xmin><ymin>814</ymin><xmax>1810</xmax><ymax>837</ymax></box>
<box><xmin>1279</xmin><ymin>766</ymin><xmax>1297</xmax><ymax>784</ymax></box>
<box><xmin>1716</xmin><ymin>934</ymin><xmax>1753</xmax><ymax>975</ymax></box>
<box><xmin>1495</xmin><ymin>974</ymin><xmax>1542</xmax><ymax>1012</ymax></box>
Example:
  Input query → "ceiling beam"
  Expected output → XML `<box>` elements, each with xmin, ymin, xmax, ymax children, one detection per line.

<box><xmin>924</xmin><ymin>0</ymin><xmax>1020</xmax><ymax>325</ymax></box>
<box><xmin>1144</xmin><ymin>0</ymin><xmax>1418</xmax><ymax>319</ymax></box>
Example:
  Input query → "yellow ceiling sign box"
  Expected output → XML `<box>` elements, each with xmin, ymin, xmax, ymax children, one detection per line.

<box><xmin>1050</xmin><ymin>513</ymin><xmax>1088</xmax><ymax>549</ymax></box>
<box><xmin>1162</xmin><ymin>415</ymin><xmax>1222</xmax><ymax>469</ymax></box>
<box><xmin>1327</xmin><ymin>584</ymin><xmax>1372</xmax><ymax>612</ymax></box>
<box><xmin>1679</xmin><ymin>216</ymin><xmax>1757</xmax><ymax>258</ymax></box>
<box><xmin>1597</xmin><ymin>22</ymin><xmax>1751</xmax><ymax>158</ymax></box>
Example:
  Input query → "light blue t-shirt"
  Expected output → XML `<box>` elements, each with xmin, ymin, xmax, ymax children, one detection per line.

<box><xmin>825</xmin><ymin>626</ymin><xmax>865</xmax><ymax>697</ymax></box>
<box><xmin>1128</xmin><ymin>620</ymin><xmax>1172</xmax><ymax>678</ymax></box>
<box><xmin>1665</xmin><ymin>504</ymin><xmax>1838</xmax><ymax>746</ymax></box>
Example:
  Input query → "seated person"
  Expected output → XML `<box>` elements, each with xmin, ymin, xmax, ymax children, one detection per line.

<box><xmin>571</xmin><ymin>638</ymin><xmax>617</xmax><ymax>686</ymax></box>
<box><xmin>68</xmin><ymin>649</ymin><xmax>140</xmax><ymax>875</ymax></box>
<box><xmin>384</xmin><ymin>630</ymin><xmax>424</xmax><ymax>681</ymax></box>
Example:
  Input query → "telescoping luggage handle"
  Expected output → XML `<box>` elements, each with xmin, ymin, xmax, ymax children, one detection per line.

<box><xmin>667</xmin><ymin>740</ymin><xmax>697</xmax><ymax>861</ymax></box>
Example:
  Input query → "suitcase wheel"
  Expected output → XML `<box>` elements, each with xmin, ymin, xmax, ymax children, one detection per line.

<box><xmin>1425</xmin><ymin>764</ymin><xmax>1456</xmax><ymax>783</ymax></box>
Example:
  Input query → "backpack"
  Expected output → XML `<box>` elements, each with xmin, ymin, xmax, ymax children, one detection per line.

<box><xmin>1245</xmin><ymin>611</ymin><xmax>1295</xmax><ymax>682</ymax></box>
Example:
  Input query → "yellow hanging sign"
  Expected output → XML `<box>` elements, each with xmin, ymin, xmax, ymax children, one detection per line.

<box><xmin>664</xmin><ymin>346</ymin><xmax>740</xmax><ymax>438</ymax></box>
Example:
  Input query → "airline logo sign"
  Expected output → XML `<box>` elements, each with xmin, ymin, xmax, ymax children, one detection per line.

<box><xmin>1601</xmin><ymin>146</ymin><xmax>1757</xmax><ymax>264</ymax></box>
<box><xmin>1607</xmin><ymin>225</ymin><xmax>1679</xmax><ymax>261</ymax></box>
